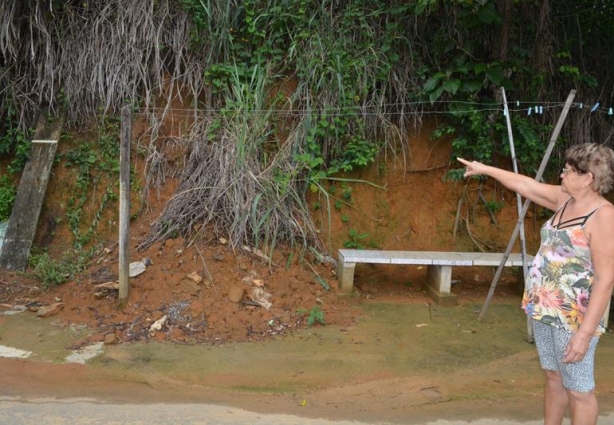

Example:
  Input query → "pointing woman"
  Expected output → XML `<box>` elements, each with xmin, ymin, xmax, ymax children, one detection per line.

<box><xmin>458</xmin><ymin>143</ymin><xmax>614</xmax><ymax>425</ymax></box>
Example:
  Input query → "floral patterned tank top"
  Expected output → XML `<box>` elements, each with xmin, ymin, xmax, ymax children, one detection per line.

<box><xmin>522</xmin><ymin>198</ymin><xmax>605</xmax><ymax>335</ymax></box>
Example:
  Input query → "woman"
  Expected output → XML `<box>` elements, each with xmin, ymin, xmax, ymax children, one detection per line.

<box><xmin>458</xmin><ymin>143</ymin><xmax>614</xmax><ymax>425</ymax></box>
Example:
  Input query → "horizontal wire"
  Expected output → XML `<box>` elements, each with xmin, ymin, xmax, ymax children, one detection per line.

<box><xmin>133</xmin><ymin>101</ymin><xmax>613</xmax><ymax>117</ymax></box>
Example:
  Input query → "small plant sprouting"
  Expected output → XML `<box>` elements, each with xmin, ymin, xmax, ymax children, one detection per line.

<box><xmin>443</xmin><ymin>168</ymin><xmax>465</xmax><ymax>182</ymax></box>
<box><xmin>296</xmin><ymin>305</ymin><xmax>326</xmax><ymax>326</ymax></box>
<box><xmin>484</xmin><ymin>200</ymin><xmax>503</xmax><ymax>215</ymax></box>
<box><xmin>343</xmin><ymin>228</ymin><xmax>368</xmax><ymax>249</ymax></box>
<box><xmin>341</xmin><ymin>185</ymin><xmax>352</xmax><ymax>201</ymax></box>
<box><xmin>308</xmin><ymin>306</ymin><xmax>325</xmax><ymax>326</ymax></box>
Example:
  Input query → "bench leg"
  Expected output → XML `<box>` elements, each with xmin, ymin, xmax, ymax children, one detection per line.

<box><xmin>337</xmin><ymin>261</ymin><xmax>356</xmax><ymax>293</ymax></box>
<box><xmin>425</xmin><ymin>265</ymin><xmax>457</xmax><ymax>306</ymax></box>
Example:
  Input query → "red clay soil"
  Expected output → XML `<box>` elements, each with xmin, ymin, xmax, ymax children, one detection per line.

<box><xmin>0</xmin><ymin>117</ymin><xmax>545</xmax><ymax>348</ymax></box>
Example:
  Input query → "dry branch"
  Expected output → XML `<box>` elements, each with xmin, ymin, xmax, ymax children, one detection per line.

<box><xmin>0</xmin><ymin>0</ymin><xmax>207</xmax><ymax>130</ymax></box>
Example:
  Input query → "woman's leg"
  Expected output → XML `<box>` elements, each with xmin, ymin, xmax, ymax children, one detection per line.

<box><xmin>533</xmin><ymin>320</ymin><xmax>567</xmax><ymax>424</ymax></box>
<box><xmin>547</xmin><ymin>324</ymin><xmax>600</xmax><ymax>425</ymax></box>
<box><xmin>568</xmin><ymin>389</ymin><xmax>598</xmax><ymax>425</ymax></box>
<box><xmin>532</xmin><ymin>320</ymin><xmax>600</xmax><ymax>424</ymax></box>
<box><xmin>544</xmin><ymin>369</ymin><xmax>568</xmax><ymax>425</ymax></box>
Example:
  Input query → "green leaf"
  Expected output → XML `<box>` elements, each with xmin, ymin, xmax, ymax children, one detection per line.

<box><xmin>460</xmin><ymin>80</ymin><xmax>484</xmax><ymax>92</ymax></box>
<box><xmin>477</xmin><ymin>3</ymin><xmax>497</xmax><ymax>24</ymax></box>
<box><xmin>423</xmin><ymin>73</ymin><xmax>443</xmax><ymax>92</ymax></box>
<box><xmin>486</xmin><ymin>67</ymin><xmax>505</xmax><ymax>85</ymax></box>
<box><xmin>455</xmin><ymin>63</ymin><xmax>472</xmax><ymax>74</ymax></box>
<box><xmin>429</xmin><ymin>86</ymin><xmax>445</xmax><ymax>104</ymax></box>
<box><xmin>442</xmin><ymin>79</ymin><xmax>461</xmax><ymax>95</ymax></box>
<box><xmin>500</xmin><ymin>77</ymin><xmax>514</xmax><ymax>90</ymax></box>
<box><xmin>474</xmin><ymin>63</ymin><xmax>487</xmax><ymax>74</ymax></box>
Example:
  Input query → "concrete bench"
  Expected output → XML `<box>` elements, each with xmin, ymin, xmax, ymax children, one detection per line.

<box><xmin>337</xmin><ymin>249</ymin><xmax>532</xmax><ymax>305</ymax></box>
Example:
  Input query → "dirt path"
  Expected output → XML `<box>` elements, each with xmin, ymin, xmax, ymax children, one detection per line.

<box><xmin>2</xmin><ymin>296</ymin><xmax>614</xmax><ymax>424</ymax></box>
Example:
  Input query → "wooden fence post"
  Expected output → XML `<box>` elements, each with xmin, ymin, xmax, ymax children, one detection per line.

<box><xmin>0</xmin><ymin>112</ymin><xmax>62</xmax><ymax>270</ymax></box>
<box><xmin>118</xmin><ymin>106</ymin><xmax>132</xmax><ymax>305</ymax></box>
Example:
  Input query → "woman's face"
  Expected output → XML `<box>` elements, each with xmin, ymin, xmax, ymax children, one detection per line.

<box><xmin>560</xmin><ymin>162</ymin><xmax>594</xmax><ymax>195</ymax></box>
<box><xmin>560</xmin><ymin>163</ymin><xmax>586</xmax><ymax>194</ymax></box>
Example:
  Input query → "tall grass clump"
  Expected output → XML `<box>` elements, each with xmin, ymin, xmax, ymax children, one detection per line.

<box><xmin>139</xmin><ymin>65</ymin><xmax>321</xmax><ymax>254</ymax></box>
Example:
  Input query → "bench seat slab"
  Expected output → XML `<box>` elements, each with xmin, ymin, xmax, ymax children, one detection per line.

<box><xmin>337</xmin><ymin>249</ymin><xmax>531</xmax><ymax>305</ymax></box>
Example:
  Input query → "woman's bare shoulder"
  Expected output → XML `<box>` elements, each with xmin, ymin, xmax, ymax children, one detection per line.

<box><xmin>596</xmin><ymin>202</ymin><xmax>614</xmax><ymax>218</ymax></box>
<box><xmin>589</xmin><ymin>203</ymin><xmax>614</xmax><ymax>234</ymax></box>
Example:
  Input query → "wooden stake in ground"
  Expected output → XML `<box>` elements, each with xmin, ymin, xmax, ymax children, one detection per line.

<box><xmin>118</xmin><ymin>106</ymin><xmax>132</xmax><ymax>304</ymax></box>
<box><xmin>477</xmin><ymin>89</ymin><xmax>576</xmax><ymax>321</ymax></box>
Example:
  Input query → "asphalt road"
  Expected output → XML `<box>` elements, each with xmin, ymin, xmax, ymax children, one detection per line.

<box><xmin>5</xmin><ymin>397</ymin><xmax>614</xmax><ymax>425</ymax></box>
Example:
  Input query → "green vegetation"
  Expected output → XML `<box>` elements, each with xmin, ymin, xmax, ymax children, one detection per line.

<box><xmin>0</xmin><ymin>176</ymin><xmax>17</xmax><ymax>222</ymax></box>
<box><xmin>61</xmin><ymin>116</ymin><xmax>121</xmax><ymax>249</ymax></box>
<box><xmin>0</xmin><ymin>103</ymin><xmax>33</xmax><ymax>175</ymax></box>
<box><xmin>297</xmin><ymin>305</ymin><xmax>326</xmax><ymax>327</ymax></box>
<box><xmin>343</xmin><ymin>229</ymin><xmax>369</xmax><ymax>249</ymax></box>
<box><xmin>24</xmin><ymin>115</ymin><xmax>123</xmax><ymax>287</ymax></box>
<box><xmin>0</xmin><ymin>102</ymin><xmax>34</xmax><ymax>221</ymax></box>
<box><xmin>484</xmin><ymin>200</ymin><xmax>503</xmax><ymax>216</ymax></box>
<box><xmin>29</xmin><ymin>248</ymin><xmax>94</xmax><ymax>288</ymax></box>
<box><xmin>0</xmin><ymin>0</ymin><xmax>612</xmax><ymax>257</ymax></box>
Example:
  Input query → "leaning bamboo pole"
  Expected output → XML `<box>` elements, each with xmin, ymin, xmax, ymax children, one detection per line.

<box><xmin>501</xmin><ymin>87</ymin><xmax>532</xmax><ymax>341</ymax></box>
<box><xmin>477</xmin><ymin>89</ymin><xmax>577</xmax><ymax>321</ymax></box>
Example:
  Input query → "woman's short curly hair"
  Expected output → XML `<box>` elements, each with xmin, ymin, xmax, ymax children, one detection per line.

<box><xmin>565</xmin><ymin>143</ymin><xmax>614</xmax><ymax>195</ymax></box>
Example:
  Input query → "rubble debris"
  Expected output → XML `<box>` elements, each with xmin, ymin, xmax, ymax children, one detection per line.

<box><xmin>242</xmin><ymin>245</ymin><xmax>276</xmax><ymax>265</ymax></box>
<box><xmin>228</xmin><ymin>286</ymin><xmax>244</xmax><ymax>303</ymax></box>
<box><xmin>90</xmin><ymin>265</ymin><xmax>118</xmax><ymax>283</ymax></box>
<box><xmin>129</xmin><ymin>261</ymin><xmax>147</xmax><ymax>277</ymax></box>
<box><xmin>249</xmin><ymin>287</ymin><xmax>272</xmax><ymax>311</ymax></box>
<box><xmin>186</xmin><ymin>272</ymin><xmax>203</xmax><ymax>284</ymax></box>
<box><xmin>94</xmin><ymin>281</ymin><xmax>119</xmax><ymax>299</ymax></box>
<box><xmin>25</xmin><ymin>301</ymin><xmax>46</xmax><ymax>312</ymax></box>
<box><xmin>94</xmin><ymin>282</ymin><xmax>119</xmax><ymax>290</ymax></box>
<box><xmin>36</xmin><ymin>302</ymin><xmax>64</xmax><ymax>318</ymax></box>
<box><xmin>149</xmin><ymin>315</ymin><xmax>168</xmax><ymax>335</ymax></box>
<box><xmin>166</xmin><ymin>300</ymin><xmax>191</xmax><ymax>323</ymax></box>
<box><xmin>177</xmin><ymin>277</ymin><xmax>201</xmax><ymax>296</ymax></box>
<box><xmin>104</xmin><ymin>333</ymin><xmax>117</xmax><ymax>345</ymax></box>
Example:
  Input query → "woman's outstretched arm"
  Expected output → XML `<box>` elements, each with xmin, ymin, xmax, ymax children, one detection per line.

<box><xmin>457</xmin><ymin>158</ymin><xmax>564</xmax><ymax>211</ymax></box>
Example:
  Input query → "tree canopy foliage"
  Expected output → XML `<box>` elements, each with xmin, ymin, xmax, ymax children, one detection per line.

<box><xmin>1</xmin><ymin>0</ymin><xmax>613</xmax><ymax>253</ymax></box>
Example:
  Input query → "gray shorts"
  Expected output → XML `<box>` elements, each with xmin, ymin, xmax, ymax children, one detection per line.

<box><xmin>532</xmin><ymin>319</ymin><xmax>600</xmax><ymax>392</ymax></box>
